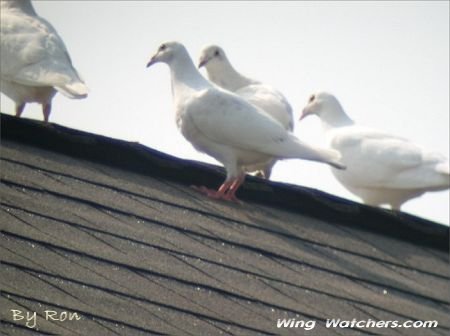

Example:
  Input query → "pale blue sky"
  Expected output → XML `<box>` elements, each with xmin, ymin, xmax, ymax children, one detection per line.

<box><xmin>1</xmin><ymin>1</ymin><xmax>449</xmax><ymax>225</ymax></box>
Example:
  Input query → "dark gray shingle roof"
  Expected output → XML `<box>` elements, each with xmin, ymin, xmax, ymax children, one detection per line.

<box><xmin>1</xmin><ymin>113</ymin><xmax>449</xmax><ymax>336</ymax></box>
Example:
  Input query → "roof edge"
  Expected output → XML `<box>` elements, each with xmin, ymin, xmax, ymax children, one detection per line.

<box><xmin>1</xmin><ymin>113</ymin><xmax>448</xmax><ymax>251</ymax></box>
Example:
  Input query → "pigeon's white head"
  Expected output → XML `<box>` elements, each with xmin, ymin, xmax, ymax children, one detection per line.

<box><xmin>300</xmin><ymin>92</ymin><xmax>341</xmax><ymax>120</ymax></box>
<box><xmin>198</xmin><ymin>45</ymin><xmax>226</xmax><ymax>69</ymax></box>
<box><xmin>146</xmin><ymin>41</ymin><xmax>187</xmax><ymax>68</ymax></box>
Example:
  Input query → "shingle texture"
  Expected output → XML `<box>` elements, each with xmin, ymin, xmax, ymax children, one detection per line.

<box><xmin>1</xmin><ymin>113</ymin><xmax>449</xmax><ymax>336</ymax></box>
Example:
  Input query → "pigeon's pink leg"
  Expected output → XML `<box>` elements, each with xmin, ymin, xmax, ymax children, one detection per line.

<box><xmin>43</xmin><ymin>103</ymin><xmax>52</xmax><ymax>122</ymax></box>
<box><xmin>223</xmin><ymin>175</ymin><xmax>245</xmax><ymax>201</ymax></box>
<box><xmin>192</xmin><ymin>178</ymin><xmax>242</xmax><ymax>201</ymax></box>
<box><xmin>192</xmin><ymin>174</ymin><xmax>245</xmax><ymax>202</ymax></box>
<box><xmin>208</xmin><ymin>180</ymin><xmax>234</xmax><ymax>199</ymax></box>
<box><xmin>191</xmin><ymin>181</ymin><xmax>232</xmax><ymax>199</ymax></box>
<box><xmin>15</xmin><ymin>103</ymin><xmax>25</xmax><ymax>118</ymax></box>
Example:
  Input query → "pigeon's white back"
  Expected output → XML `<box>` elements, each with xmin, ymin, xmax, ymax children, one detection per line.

<box><xmin>179</xmin><ymin>88</ymin><xmax>339</xmax><ymax>167</ymax></box>
<box><xmin>0</xmin><ymin>2</ymin><xmax>88</xmax><ymax>99</ymax></box>
<box><xmin>329</xmin><ymin>126</ymin><xmax>450</xmax><ymax>191</ymax></box>
<box><xmin>236</xmin><ymin>84</ymin><xmax>294</xmax><ymax>131</ymax></box>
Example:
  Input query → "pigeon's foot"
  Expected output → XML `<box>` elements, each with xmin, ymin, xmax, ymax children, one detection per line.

<box><xmin>191</xmin><ymin>185</ymin><xmax>216</xmax><ymax>196</ymax></box>
<box><xmin>221</xmin><ymin>192</ymin><xmax>241</xmax><ymax>203</ymax></box>
<box><xmin>190</xmin><ymin>185</ymin><xmax>241</xmax><ymax>203</ymax></box>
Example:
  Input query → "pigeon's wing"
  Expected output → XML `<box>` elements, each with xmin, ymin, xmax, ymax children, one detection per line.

<box><xmin>184</xmin><ymin>89</ymin><xmax>340</xmax><ymax>165</ymax></box>
<box><xmin>236</xmin><ymin>84</ymin><xmax>294</xmax><ymax>131</ymax></box>
<box><xmin>184</xmin><ymin>89</ymin><xmax>290</xmax><ymax>155</ymax></box>
<box><xmin>332</xmin><ymin>127</ymin><xmax>448</xmax><ymax>189</ymax></box>
<box><xmin>0</xmin><ymin>13</ymin><xmax>87</xmax><ymax>98</ymax></box>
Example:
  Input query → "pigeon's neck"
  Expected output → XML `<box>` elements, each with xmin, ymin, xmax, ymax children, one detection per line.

<box><xmin>170</xmin><ymin>53</ymin><xmax>211</xmax><ymax>102</ymax></box>
<box><xmin>1</xmin><ymin>0</ymin><xmax>37</xmax><ymax>15</ymax></box>
<box><xmin>320</xmin><ymin>104</ymin><xmax>354</xmax><ymax>131</ymax></box>
<box><xmin>206</xmin><ymin>58</ymin><xmax>256</xmax><ymax>92</ymax></box>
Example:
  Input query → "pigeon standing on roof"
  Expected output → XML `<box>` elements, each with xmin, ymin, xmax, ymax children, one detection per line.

<box><xmin>146</xmin><ymin>42</ymin><xmax>345</xmax><ymax>202</ymax></box>
<box><xmin>198</xmin><ymin>45</ymin><xmax>294</xmax><ymax>178</ymax></box>
<box><xmin>300</xmin><ymin>92</ymin><xmax>450</xmax><ymax>209</ymax></box>
<box><xmin>0</xmin><ymin>0</ymin><xmax>88</xmax><ymax>122</ymax></box>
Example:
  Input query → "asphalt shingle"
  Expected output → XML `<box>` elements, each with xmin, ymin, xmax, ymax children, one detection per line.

<box><xmin>1</xmin><ymin>113</ymin><xmax>449</xmax><ymax>336</ymax></box>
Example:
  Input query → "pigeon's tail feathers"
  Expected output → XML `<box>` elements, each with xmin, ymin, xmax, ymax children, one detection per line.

<box><xmin>436</xmin><ymin>161</ymin><xmax>449</xmax><ymax>175</ymax></box>
<box><xmin>435</xmin><ymin>162</ymin><xmax>450</xmax><ymax>188</ymax></box>
<box><xmin>13</xmin><ymin>60</ymin><xmax>89</xmax><ymax>99</ymax></box>
<box><xmin>55</xmin><ymin>81</ymin><xmax>88</xmax><ymax>99</ymax></box>
<box><xmin>307</xmin><ymin>146</ymin><xmax>346</xmax><ymax>170</ymax></box>
<box><xmin>280</xmin><ymin>135</ymin><xmax>346</xmax><ymax>170</ymax></box>
<box><xmin>326</xmin><ymin>153</ymin><xmax>347</xmax><ymax>170</ymax></box>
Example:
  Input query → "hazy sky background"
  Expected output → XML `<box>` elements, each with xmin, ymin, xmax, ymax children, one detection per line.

<box><xmin>1</xmin><ymin>1</ymin><xmax>449</xmax><ymax>225</ymax></box>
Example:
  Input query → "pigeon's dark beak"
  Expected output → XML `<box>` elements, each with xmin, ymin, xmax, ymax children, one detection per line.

<box><xmin>299</xmin><ymin>109</ymin><xmax>309</xmax><ymax>121</ymax></box>
<box><xmin>198</xmin><ymin>58</ymin><xmax>208</xmax><ymax>69</ymax></box>
<box><xmin>146</xmin><ymin>56</ymin><xmax>157</xmax><ymax>68</ymax></box>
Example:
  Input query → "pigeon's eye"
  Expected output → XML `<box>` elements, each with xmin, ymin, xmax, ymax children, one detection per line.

<box><xmin>214</xmin><ymin>50</ymin><xmax>220</xmax><ymax>57</ymax></box>
<box><xmin>159</xmin><ymin>44</ymin><xmax>167</xmax><ymax>51</ymax></box>
<box><xmin>309</xmin><ymin>94</ymin><xmax>315</xmax><ymax>103</ymax></box>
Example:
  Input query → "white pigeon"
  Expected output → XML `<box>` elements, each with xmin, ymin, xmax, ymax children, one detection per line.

<box><xmin>198</xmin><ymin>45</ymin><xmax>294</xmax><ymax>178</ymax></box>
<box><xmin>0</xmin><ymin>0</ymin><xmax>88</xmax><ymax>122</ymax></box>
<box><xmin>300</xmin><ymin>92</ymin><xmax>450</xmax><ymax>210</ymax></box>
<box><xmin>146</xmin><ymin>42</ymin><xmax>344</xmax><ymax>201</ymax></box>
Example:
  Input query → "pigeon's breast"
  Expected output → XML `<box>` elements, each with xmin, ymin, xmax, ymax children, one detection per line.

<box><xmin>0</xmin><ymin>78</ymin><xmax>55</xmax><ymax>104</ymax></box>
